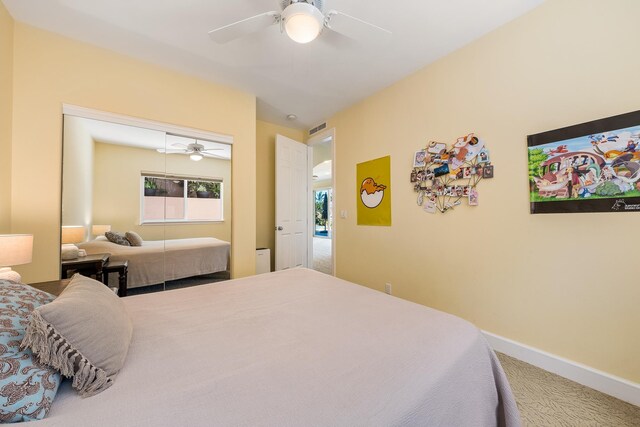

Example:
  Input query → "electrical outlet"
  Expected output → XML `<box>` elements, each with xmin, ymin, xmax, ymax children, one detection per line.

<box><xmin>385</xmin><ymin>283</ymin><xmax>392</xmax><ymax>295</ymax></box>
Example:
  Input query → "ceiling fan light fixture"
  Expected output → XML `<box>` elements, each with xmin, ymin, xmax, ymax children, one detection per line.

<box><xmin>190</xmin><ymin>153</ymin><xmax>203</xmax><ymax>161</ymax></box>
<box><xmin>282</xmin><ymin>2</ymin><xmax>324</xmax><ymax>44</ymax></box>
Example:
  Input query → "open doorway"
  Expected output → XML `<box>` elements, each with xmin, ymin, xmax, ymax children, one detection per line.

<box><xmin>314</xmin><ymin>188</ymin><xmax>332</xmax><ymax>238</ymax></box>
<box><xmin>309</xmin><ymin>133</ymin><xmax>334</xmax><ymax>275</ymax></box>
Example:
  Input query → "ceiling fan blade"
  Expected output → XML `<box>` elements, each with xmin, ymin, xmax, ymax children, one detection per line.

<box><xmin>324</xmin><ymin>10</ymin><xmax>391</xmax><ymax>45</ymax></box>
<box><xmin>201</xmin><ymin>152</ymin><xmax>229</xmax><ymax>159</ymax></box>
<box><xmin>157</xmin><ymin>149</ymin><xmax>188</xmax><ymax>154</ymax></box>
<box><xmin>170</xmin><ymin>142</ymin><xmax>189</xmax><ymax>149</ymax></box>
<box><xmin>201</xmin><ymin>148</ymin><xmax>223</xmax><ymax>153</ymax></box>
<box><xmin>208</xmin><ymin>11</ymin><xmax>280</xmax><ymax>44</ymax></box>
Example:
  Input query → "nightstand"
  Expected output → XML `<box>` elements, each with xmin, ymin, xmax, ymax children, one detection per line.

<box><xmin>61</xmin><ymin>253</ymin><xmax>110</xmax><ymax>281</ymax></box>
<box><xmin>103</xmin><ymin>260</ymin><xmax>129</xmax><ymax>297</ymax></box>
<box><xmin>29</xmin><ymin>279</ymin><xmax>71</xmax><ymax>296</ymax></box>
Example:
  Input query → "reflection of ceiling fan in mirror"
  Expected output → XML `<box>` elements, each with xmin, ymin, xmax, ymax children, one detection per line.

<box><xmin>157</xmin><ymin>142</ymin><xmax>223</xmax><ymax>161</ymax></box>
<box><xmin>208</xmin><ymin>0</ymin><xmax>391</xmax><ymax>45</ymax></box>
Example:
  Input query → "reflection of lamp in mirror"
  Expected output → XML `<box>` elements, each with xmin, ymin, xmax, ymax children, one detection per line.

<box><xmin>91</xmin><ymin>224</ymin><xmax>111</xmax><ymax>237</ymax></box>
<box><xmin>0</xmin><ymin>234</ymin><xmax>33</xmax><ymax>283</ymax></box>
<box><xmin>61</xmin><ymin>226</ymin><xmax>85</xmax><ymax>260</ymax></box>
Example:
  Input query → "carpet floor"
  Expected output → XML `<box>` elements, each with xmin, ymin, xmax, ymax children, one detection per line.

<box><xmin>312</xmin><ymin>237</ymin><xmax>332</xmax><ymax>274</ymax></box>
<box><xmin>497</xmin><ymin>353</ymin><xmax>640</xmax><ymax>426</ymax></box>
<box><xmin>126</xmin><ymin>270</ymin><xmax>231</xmax><ymax>296</ymax></box>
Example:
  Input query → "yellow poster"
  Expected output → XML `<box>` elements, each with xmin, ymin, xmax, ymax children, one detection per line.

<box><xmin>357</xmin><ymin>156</ymin><xmax>391</xmax><ymax>226</ymax></box>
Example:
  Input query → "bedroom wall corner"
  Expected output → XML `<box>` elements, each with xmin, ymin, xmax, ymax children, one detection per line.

<box><xmin>0</xmin><ymin>2</ymin><xmax>14</xmax><ymax>233</ymax></box>
<box><xmin>62</xmin><ymin>116</ymin><xmax>94</xmax><ymax>234</ymax></box>
<box><xmin>256</xmin><ymin>120</ymin><xmax>306</xmax><ymax>271</ymax></box>
<box><xmin>10</xmin><ymin>23</ymin><xmax>257</xmax><ymax>282</ymax></box>
<box><xmin>328</xmin><ymin>0</ymin><xmax>640</xmax><ymax>384</ymax></box>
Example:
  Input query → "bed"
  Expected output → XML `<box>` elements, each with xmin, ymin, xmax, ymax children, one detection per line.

<box><xmin>78</xmin><ymin>237</ymin><xmax>230</xmax><ymax>289</ymax></box>
<box><xmin>35</xmin><ymin>268</ymin><xmax>520</xmax><ymax>426</ymax></box>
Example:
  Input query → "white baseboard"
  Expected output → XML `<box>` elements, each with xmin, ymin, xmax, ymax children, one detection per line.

<box><xmin>482</xmin><ymin>330</ymin><xmax>640</xmax><ymax>407</ymax></box>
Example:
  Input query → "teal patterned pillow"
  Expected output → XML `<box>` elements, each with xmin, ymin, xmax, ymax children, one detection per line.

<box><xmin>0</xmin><ymin>280</ymin><xmax>61</xmax><ymax>422</ymax></box>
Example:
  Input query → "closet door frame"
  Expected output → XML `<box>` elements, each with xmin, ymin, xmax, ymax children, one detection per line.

<box><xmin>62</xmin><ymin>105</ymin><xmax>233</xmax><ymax>145</ymax></box>
<box><xmin>61</xmin><ymin>104</ymin><xmax>233</xmax><ymax>289</ymax></box>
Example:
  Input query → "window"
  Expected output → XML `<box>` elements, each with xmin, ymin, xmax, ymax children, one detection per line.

<box><xmin>141</xmin><ymin>174</ymin><xmax>223</xmax><ymax>223</ymax></box>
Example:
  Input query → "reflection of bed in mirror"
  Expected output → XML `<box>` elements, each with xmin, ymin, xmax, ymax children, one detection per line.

<box><xmin>78</xmin><ymin>237</ymin><xmax>230</xmax><ymax>289</ymax></box>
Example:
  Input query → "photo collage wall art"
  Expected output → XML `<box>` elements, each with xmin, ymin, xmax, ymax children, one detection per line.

<box><xmin>410</xmin><ymin>133</ymin><xmax>494</xmax><ymax>214</ymax></box>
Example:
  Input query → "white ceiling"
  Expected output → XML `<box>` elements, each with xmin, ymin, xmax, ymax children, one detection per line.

<box><xmin>4</xmin><ymin>0</ymin><xmax>544</xmax><ymax>130</ymax></box>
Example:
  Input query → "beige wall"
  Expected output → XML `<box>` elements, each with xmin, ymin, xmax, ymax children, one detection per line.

<box><xmin>312</xmin><ymin>141</ymin><xmax>333</xmax><ymax>189</ymax></box>
<box><xmin>0</xmin><ymin>3</ymin><xmax>13</xmax><ymax>233</ymax></box>
<box><xmin>329</xmin><ymin>0</ymin><xmax>640</xmax><ymax>383</ymax></box>
<box><xmin>11</xmin><ymin>23</ymin><xmax>256</xmax><ymax>282</ymax></box>
<box><xmin>92</xmin><ymin>142</ymin><xmax>231</xmax><ymax>242</ymax></box>
<box><xmin>62</xmin><ymin>116</ymin><xmax>94</xmax><ymax>237</ymax></box>
<box><xmin>312</xmin><ymin>142</ymin><xmax>331</xmax><ymax>167</ymax></box>
<box><xmin>256</xmin><ymin>120</ymin><xmax>305</xmax><ymax>271</ymax></box>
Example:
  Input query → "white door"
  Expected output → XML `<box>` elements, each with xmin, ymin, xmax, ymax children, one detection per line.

<box><xmin>275</xmin><ymin>134</ymin><xmax>310</xmax><ymax>270</ymax></box>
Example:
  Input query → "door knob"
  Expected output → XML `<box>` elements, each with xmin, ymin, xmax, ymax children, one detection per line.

<box><xmin>276</xmin><ymin>226</ymin><xmax>283</xmax><ymax>231</ymax></box>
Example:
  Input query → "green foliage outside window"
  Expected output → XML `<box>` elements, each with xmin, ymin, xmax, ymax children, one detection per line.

<box><xmin>187</xmin><ymin>180</ymin><xmax>221</xmax><ymax>198</ymax></box>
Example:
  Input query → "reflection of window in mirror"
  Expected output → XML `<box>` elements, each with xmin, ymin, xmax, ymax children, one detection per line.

<box><xmin>141</xmin><ymin>175</ymin><xmax>224</xmax><ymax>223</ymax></box>
<box><xmin>61</xmin><ymin>111</ymin><xmax>232</xmax><ymax>297</ymax></box>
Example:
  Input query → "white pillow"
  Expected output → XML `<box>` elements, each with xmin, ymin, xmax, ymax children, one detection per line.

<box><xmin>22</xmin><ymin>274</ymin><xmax>133</xmax><ymax>397</ymax></box>
<box><xmin>125</xmin><ymin>231</ymin><xmax>143</xmax><ymax>246</ymax></box>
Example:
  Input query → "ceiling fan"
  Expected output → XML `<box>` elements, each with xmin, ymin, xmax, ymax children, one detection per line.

<box><xmin>208</xmin><ymin>0</ymin><xmax>391</xmax><ymax>45</ymax></box>
<box><xmin>157</xmin><ymin>142</ymin><xmax>223</xmax><ymax>161</ymax></box>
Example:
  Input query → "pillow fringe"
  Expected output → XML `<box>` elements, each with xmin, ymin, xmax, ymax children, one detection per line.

<box><xmin>21</xmin><ymin>310</ymin><xmax>112</xmax><ymax>397</ymax></box>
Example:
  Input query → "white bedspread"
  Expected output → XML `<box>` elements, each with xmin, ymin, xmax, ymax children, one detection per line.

<box><xmin>39</xmin><ymin>268</ymin><xmax>520</xmax><ymax>426</ymax></box>
<box><xmin>78</xmin><ymin>237</ymin><xmax>230</xmax><ymax>288</ymax></box>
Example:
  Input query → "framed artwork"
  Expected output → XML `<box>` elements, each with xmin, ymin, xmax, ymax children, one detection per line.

<box><xmin>528</xmin><ymin>110</ymin><xmax>640</xmax><ymax>214</ymax></box>
<box><xmin>413</xmin><ymin>150</ymin><xmax>427</xmax><ymax>167</ymax></box>
<box><xmin>357</xmin><ymin>156</ymin><xmax>391</xmax><ymax>226</ymax></box>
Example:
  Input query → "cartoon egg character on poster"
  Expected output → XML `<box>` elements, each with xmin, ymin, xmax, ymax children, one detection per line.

<box><xmin>360</xmin><ymin>177</ymin><xmax>387</xmax><ymax>208</ymax></box>
<box><xmin>357</xmin><ymin>155</ymin><xmax>391</xmax><ymax>226</ymax></box>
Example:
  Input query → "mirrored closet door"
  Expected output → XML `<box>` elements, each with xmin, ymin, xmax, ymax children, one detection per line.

<box><xmin>61</xmin><ymin>113</ymin><xmax>232</xmax><ymax>296</ymax></box>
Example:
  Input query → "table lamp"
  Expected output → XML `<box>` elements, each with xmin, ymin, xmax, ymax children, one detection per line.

<box><xmin>91</xmin><ymin>224</ymin><xmax>111</xmax><ymax>237</ymax></box>
<box><xmin>61</xmin><ymin>226</ymin><xmax>85</xmax><ymax>260</ymax></box>
<box><xmin>0</xmin><ymin>234</ymin><xmax>33</xmax><ymax>282</ymax></box>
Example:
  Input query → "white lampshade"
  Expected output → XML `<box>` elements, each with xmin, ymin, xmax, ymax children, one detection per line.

<box><xmin>190</xmin><ymin>153</ymin><xmax>203</xmax><ymax>161</ymax></box>
<box><xmin>0</xmin><ymin>234</ymin><xmax>33</xmax><ymax>267</ymax></box>
<box><xmin>61</xmin><ymin>226</ymin><xmax>85</xmax><ymax>244</ymax></box>
<box><xmin>282</xmin><ymin>2</ymin><xmax>324</xmax><ymax>44</ymax></box>
<box><xmin>91</xmin><ymin>224</ymin><xmax>111</xmax><ymax>236</ymax></box>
